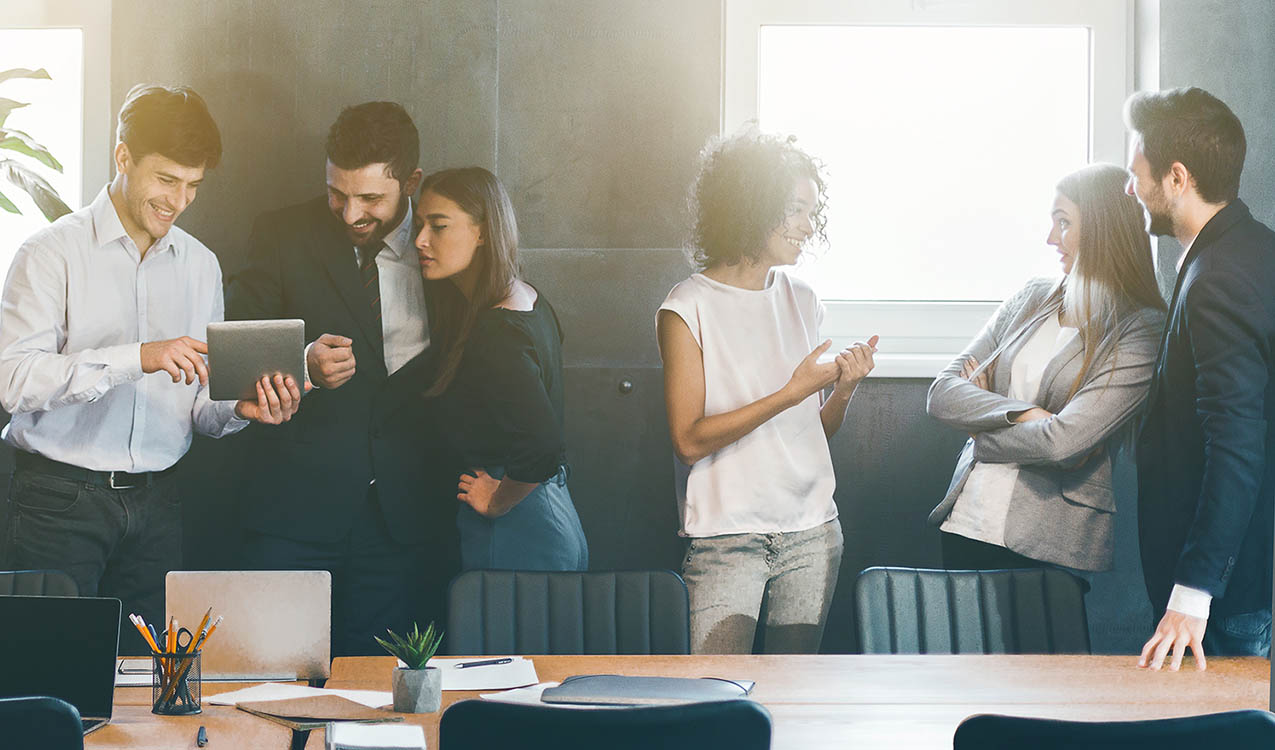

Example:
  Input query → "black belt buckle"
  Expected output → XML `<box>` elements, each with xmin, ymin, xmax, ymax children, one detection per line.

<box><xmin>107</xmin><ymin>471</ymin><xmax>141</xmax><ymax>490</ymax></box>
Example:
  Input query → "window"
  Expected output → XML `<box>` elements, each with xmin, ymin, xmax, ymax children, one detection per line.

<box><xmin>725</xmin><ymin>0</ymin><xmax>1133</xmax><ymax>376</ymax></box>
<box><xmin>0</xmin><ymin>1</ymin><xmax>110</xmax><ymax>274</ymax></box>
<box><xmin>0</xmin><ymin>28</ymin><xmax>84</xmax><ymax>271</ymax></box>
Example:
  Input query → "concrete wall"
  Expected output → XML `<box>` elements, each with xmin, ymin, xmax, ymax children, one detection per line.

<box><xmin>2</xmin><ymin>0</ymin><xmax>1269</xmax><ymax>654</ymax></box>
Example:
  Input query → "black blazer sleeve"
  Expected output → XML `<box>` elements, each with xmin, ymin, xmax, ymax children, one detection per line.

<box><xmin>1175</xmin><ymin>269</ymin><xmax>1272</xmax><ymax>594</ymax></box>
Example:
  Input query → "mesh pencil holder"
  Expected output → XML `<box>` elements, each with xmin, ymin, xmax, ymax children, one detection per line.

<box><xmin>152</xmin><ymin>651</ymin><xmax>202</xmax><ymax>715</ymax></box>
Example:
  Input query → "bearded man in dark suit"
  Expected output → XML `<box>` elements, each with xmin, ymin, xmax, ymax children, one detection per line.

<box><xmin>227</xmin><ymin>102</ymin><xmax>456</xmax><ymax>656</ymax></box>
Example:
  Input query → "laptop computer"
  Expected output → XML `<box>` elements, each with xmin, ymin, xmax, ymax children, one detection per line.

<box><xmin>0</xmin><ymin>595</ymin><xmax>121</xmax><ymax>734</ymax></box>
<box><xmin>166</xmin><ymin>570</ymin><xmax>331</xmax><ymax>680</ymax></box>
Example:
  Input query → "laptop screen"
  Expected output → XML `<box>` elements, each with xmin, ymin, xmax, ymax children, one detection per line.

<box><xmin>0</xmin><ymin>596</ymin><xmax>121</xmax><ymax>720</ymax></box>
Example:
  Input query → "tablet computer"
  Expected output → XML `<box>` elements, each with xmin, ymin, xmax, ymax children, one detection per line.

<box><xmin>206</xmin><ymin>319</ymin><xmax>306</xmax><ymax>401</ymax></box>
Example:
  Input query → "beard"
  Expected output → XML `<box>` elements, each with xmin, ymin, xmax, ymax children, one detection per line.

<box><xmin>1146</xmin><ymin>207</ymin><xmax>1174</xmax><ymax>237</ymax></box>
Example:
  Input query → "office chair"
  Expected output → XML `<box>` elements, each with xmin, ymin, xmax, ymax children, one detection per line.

<box><xmin>440</xmin><ymin>698</ymin><xmax>771</xmax><ymax>750</ymax></box>
<box><xmin>954</xmin><ymin>709</ymin><xmax>1275</xmax><ymax>749</ymax></box>
<box><xmin>0</xmin><ymin>569</ymin><xmax>79</xmax><ymax>597</ymax></box>
<box><xmin>0</xmin><ymin>696</ymin><xmax>84</xmax><ymax>750</ymax></box>
<box><xmin>855</xmin><ymin>566</ymin><xmax>1090</xmax><ymax>654</ymax></box>
<box><xmin>446</xmin><ymin>569</ymin><xmax>690</xmax><ymax>655</ymax></box>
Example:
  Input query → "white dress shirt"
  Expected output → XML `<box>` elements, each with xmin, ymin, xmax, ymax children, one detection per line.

<box><xmin>305</xmin><ymin>204</ymin><xmax>429</xmax><ymax>383</ymax></box>
<box><xmin>0</xmin><ymin>186</ymin><xmax>247</xmax><ymax>472</ymax></box>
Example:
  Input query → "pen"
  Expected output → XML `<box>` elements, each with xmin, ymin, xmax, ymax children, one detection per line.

<box><xmin>197</xmin><ymin>725</ymin><xmax>207</xmax><ymax>747</ymax></box>
<box><xmin>455</xmin><ymin>657</ymin><xmax>513</xmax><ymax>669</ymax></box>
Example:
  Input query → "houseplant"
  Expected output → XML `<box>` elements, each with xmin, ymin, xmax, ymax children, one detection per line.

<box><xmin>374</xmin><ymin>621</ymin><xmax>445</xmax><ymax>713</ymax></box>
<box><xmin>0</xmin><ymin>67</ymin><xmax>71</xmax><ymax>220</ymax></box>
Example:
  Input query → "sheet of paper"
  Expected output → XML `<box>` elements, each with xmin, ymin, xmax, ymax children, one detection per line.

<box><xmin>478</xmin><ymin>682</ymin><xmax>612</xmax><ymax>710</ymax></box>
<box><xmin>328</xmin><ymin>721</ymin><xmax>426</xmax><ymax>749</ymax></box>
<box><xmin>115</xmin><ymin>671</ymin><xmax>154</xmax><ymax>687</ymax></box>
<box><xmin>478</xmin><ymin>682</ymin><xmax>558</xmax><ymax>705</ymax></box>
<box><xmin>206</xmin><ymin>682</ymin><xmax>392</xmax><ymax>709</ymax></box>
<box><xmin>402</xmin><ymin>657</ymin><xmax>539</xmax><ymax>690</ymax></box>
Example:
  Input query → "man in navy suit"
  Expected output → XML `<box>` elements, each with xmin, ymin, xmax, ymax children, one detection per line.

<box><xmin>1127</xmin><ymin>87</ymin><xmax>1275</xmax><ymax>670</ymax></box>
<box><xmin>226</xmin><ymin>102</ymin><xmax>457</xmax><ymax>656</ymax></box>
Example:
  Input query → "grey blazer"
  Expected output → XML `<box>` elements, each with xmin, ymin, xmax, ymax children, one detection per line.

<box><xmin>926</xmin><ymin>277</ymin><xmax>1165</xmax><ymax>571</ymax></box>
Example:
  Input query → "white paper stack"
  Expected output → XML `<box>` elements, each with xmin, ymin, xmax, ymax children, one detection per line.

<box><xmin>326</xmin><ymin>722</ymin><xmax>426</xmax><ymax>750</ymax></box>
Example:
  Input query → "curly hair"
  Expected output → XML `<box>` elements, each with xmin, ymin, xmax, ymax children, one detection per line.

<box><xmin>687</xmin><ymin>130</ymin><xmax>827</xmax><ymax>270</ymax></box>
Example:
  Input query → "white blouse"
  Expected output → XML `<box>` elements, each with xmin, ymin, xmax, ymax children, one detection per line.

<box><xmin>941</xmin><ymin>313</ymin><xmax>1078</xmax><ymax>546</ymax></box>
<box><xmin>657</xmin><ymin>270</ymin><xmax>839</xmax><ymax>538</ymax></box>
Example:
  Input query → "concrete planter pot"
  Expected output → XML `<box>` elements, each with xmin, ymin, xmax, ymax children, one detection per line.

<box><xmin>392</xmin><ymin>666</ymin><xmax>442</xmax><ymax>713</ymax></box>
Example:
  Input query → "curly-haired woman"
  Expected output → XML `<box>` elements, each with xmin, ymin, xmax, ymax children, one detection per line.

<box><xmin>656</xmin><ymin>132</ymin><xmax>877</xmax><ymax>654</ymax></box>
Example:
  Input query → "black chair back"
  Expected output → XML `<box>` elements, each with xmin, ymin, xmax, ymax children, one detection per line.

<box><xmin>954</xmin><ymin>709</ymin><xmax>1275</xmax><ymax>749</ymax></box>
<box><xmin>0</xmin><ymin>696</ymin><xmax>84</xmax><ymax>749</ymax></box>
<box><xmin>855</xmin><ymin>566</ymin><xmax>1090</xmax><ymax>654</ymax></box>
<box><xmin>440</xmin><ymin>698</ymin><xmax>771</xmax><ymax>750</ymax></box>
<box><xmin>0</xmin><ymin>569</ymin><xmax>78</xmax><ymax>597</ymax></box>
<box><xmin>446</xmin><ymin>569</ymin><xmax>690</xmax><ymax>655</ymax></box>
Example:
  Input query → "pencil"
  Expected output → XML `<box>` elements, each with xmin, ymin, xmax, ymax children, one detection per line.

<box><xmin>190</xmin><ymin>607</ymin><xmax>213</xmax><ymax>653</ymax></box>
<box><xmin>129</xmin><ymin>614</ymin><xmax>162</xmax><ymax>654</ymax></box>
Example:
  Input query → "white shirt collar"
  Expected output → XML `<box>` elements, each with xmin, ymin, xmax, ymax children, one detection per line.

<box><xmin>376</xmin><ymin>201</ymin><xmax>415</xmax><ymax>261</ymax></box>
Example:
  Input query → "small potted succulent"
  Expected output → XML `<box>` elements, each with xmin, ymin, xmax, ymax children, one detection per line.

<box><xmin>374</xmin><ymin>621</ymin><xmax>445</xmax><ymax>713</ymax></box>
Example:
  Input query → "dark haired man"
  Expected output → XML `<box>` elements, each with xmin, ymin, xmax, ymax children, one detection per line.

<box><xmin>227</xmin><ymin>102</ymin><xmax>455</xmax><ymax>656</ymax></box>
<box><xmin>0</xmin><ymin>85</ymin><xmax>300</xmax><ymax>654</ymax></box>
<box><xmin>1126</xmin><ymin>87</ymin><xmax>1275</xmax><ymax>670</ymax></box>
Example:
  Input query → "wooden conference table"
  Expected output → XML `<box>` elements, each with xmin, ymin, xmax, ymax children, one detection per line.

<box><xmin>88</xmin><ymin>655</ymin><xmax>1269</xmax><ymax>749</ymax></box>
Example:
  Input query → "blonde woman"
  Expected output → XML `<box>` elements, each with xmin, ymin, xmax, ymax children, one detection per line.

<box><xmin>927</xmin><ymin>163</ymin><xmax>1166</xmax><ymax>572</ymax></box>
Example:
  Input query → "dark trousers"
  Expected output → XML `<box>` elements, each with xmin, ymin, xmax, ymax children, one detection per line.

<box><xmin>1</xmin><ymin>466</ymin><xmax>181</xmax><ymax>656</ymax></box>
<box><xmin>940</xmin><ymin>532</ymin><xmax>1048</xmax><ymax>571</ymax></box>
<box><xmin>240</xmin><ymin>485</ymin><xmax>421</xmax><ymax>657</ymax></box>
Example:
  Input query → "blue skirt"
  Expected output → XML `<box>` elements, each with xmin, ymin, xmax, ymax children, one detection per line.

<box><xmin>457</xmin><ymin>466</ymin><xmax>589</xmax><ymax>571</ymax></box>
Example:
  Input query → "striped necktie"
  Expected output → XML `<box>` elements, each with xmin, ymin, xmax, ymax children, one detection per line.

<box><xmin>357</xmin><ymin>242</ymin><xmax>384</xmax><ymax>326</ymax></box>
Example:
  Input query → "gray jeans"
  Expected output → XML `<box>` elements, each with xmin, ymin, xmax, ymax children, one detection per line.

<box><xmin>682</xmin><ymin>518</ymin><xmax>843</xmax><ymax>654</ymax></box>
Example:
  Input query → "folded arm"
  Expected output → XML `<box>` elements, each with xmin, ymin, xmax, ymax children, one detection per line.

<box><xmin>973</xmin><ymin>313</ymin><xmax>1161</xmax><ymax>466</ymax></box>
<box><xmin>927</xmin><ymin>295</ymin><xmax>1039</xmax><ymax>432</ymax></box>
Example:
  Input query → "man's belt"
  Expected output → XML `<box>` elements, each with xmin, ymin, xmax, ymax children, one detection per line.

<box><xmin>14</xmin><ymin>451</ymin><xmax>175</xmax><ymax>490</ymax></box>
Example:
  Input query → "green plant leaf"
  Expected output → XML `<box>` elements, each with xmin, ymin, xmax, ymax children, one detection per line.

<box><xmin>0</xmin><ymin>98</ymin><xmax>29</xmax><ymax>128</ymax></box>
<box><xmin>0</xmin><ymin>126</ymin><xmax>62</xmax><ymax>171</ymax></box>
<box><xmin>0</xmin><ymin>187</ymin><xmax>19</xmax><ymax>214</ymax></box>
<box><xmin>0</xmin><ymin>68</ymin><xmax>52</xmax><ymax>85</ymax></box>
<box><xmin>0</xmin><ymin>159</ymin><xmax>70</xmax><ymax>221</ymax></box>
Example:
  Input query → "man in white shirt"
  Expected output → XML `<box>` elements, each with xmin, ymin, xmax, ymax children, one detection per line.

<box><xmin>0</xmin><ymin>85</ymin><xmax>301</xmax><ymax>654</ymax></box>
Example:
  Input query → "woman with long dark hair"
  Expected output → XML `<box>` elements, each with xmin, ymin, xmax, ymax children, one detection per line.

<box><xmin>927</xmin><ymin>163</ymin><xmax>1166</xmax><ymax>572</ymax></box>
<box><xmin>414</xmin><ymin>167</ymin><xmax>587</xmax><ymax>571</ymax></box>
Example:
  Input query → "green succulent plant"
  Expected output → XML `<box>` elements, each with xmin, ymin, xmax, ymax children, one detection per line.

<box><xmin>374</xmin><ymin>621</ymin><xmax>444</xmax><ymax>670</ymax></box>
<box><xmin>0</xmin><ymin>67</ymin><xmax>71</xmax><ymax>221</ymax></box>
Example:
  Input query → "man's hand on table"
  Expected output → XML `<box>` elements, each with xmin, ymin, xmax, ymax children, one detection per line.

<box><xmin>1139</xmin><ymin>610</ymin><xmax>1208</xmax><ymax>671</ymax></box>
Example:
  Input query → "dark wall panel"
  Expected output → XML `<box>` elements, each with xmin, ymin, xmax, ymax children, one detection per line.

<box><xmin>110</xmin><ymin>0</ymin><xmax>500</xmax><ymax>271</ymax></box>
<box><xmin>496</xmin><ymin>0</ymin><xmax>721</xmax><ymax>248</ymax></box>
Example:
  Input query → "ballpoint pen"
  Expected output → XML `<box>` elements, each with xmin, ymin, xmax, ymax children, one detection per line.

<box><xmin>197</xmin><ymin>725</ymin><xmax>208</xmax><ymax>747</ymax></box>
<box><xmin>455</xmin><ymin>657</ymin><xmax>513</xmax><ymax>669</ymax></box>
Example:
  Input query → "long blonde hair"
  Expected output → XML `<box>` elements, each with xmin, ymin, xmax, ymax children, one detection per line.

<box><xmin>1056</xmin><ymin>163</ymin><xmax>1166</xmax><ymax>398</ymax></box>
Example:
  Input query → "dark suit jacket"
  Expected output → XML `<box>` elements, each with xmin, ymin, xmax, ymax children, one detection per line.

<box><xmin>1137</xmin><ymin>199</ymin><xmax>1275</xmax><ymax>618</ymax></box>
<box><xmin>225</xmin><ymin>196</ymin><xmax>449</xmax><ymax>547</ymax></box>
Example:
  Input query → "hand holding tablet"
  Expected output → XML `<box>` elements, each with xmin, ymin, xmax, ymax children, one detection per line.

<box><xmin>206</xmin><ymin>320</ymin><xmax>307</xmax><ymax>424</ymax></box>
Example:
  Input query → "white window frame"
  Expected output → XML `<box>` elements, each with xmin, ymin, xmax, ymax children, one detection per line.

<box><xmin>724</xmin><ymin>0</ymin><xmax>1134</xmax><ymax>377</ymax></box>
<box><xmin>0</xmin><ymin>1</ymin><xmax>111</xmax><ymax>210</ymax></box>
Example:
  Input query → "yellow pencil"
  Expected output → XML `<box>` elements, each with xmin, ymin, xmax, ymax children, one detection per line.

<box><xmin>129</xmin><ymin>614</ymin><xmax>162</xmax><ymax>654</ymax></box>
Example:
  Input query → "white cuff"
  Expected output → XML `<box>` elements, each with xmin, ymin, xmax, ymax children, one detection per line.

<box><xmin>303</xmin><ymin>340</ymin><xmax>317</xmax><ymax>390</ymax></box>
<box><xmin>1167</xmin><ymin>584</ymin><xmax>1212</xmax><ymax>620</ymax></box>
